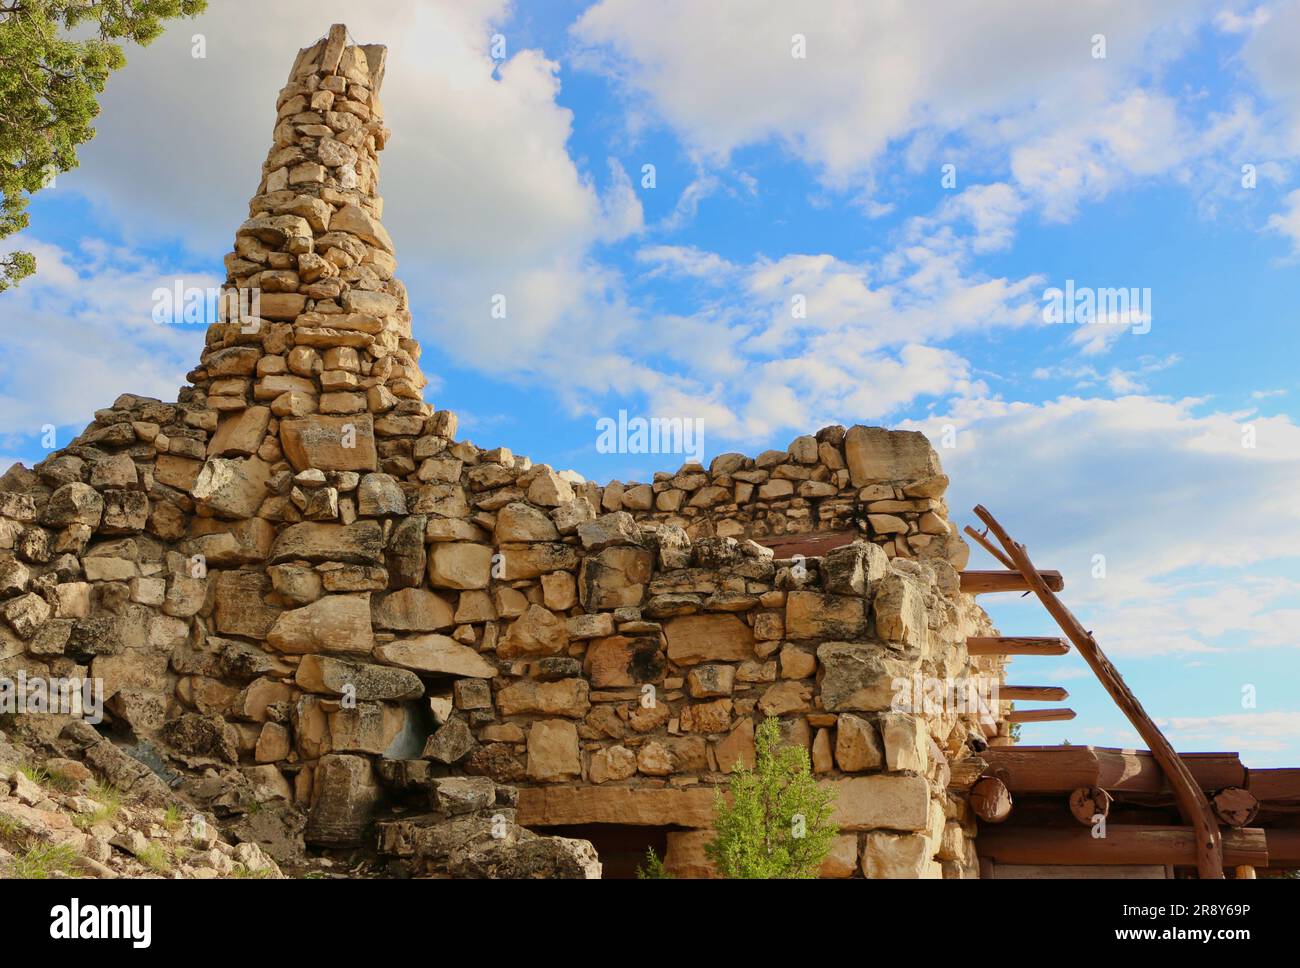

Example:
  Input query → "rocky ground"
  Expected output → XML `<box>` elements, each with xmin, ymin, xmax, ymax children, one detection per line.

<box><xmin>0</xmin><ymin>715</ymin><xmax>600</xmax><ymax>879</ymax></box>
<box><xmin>0</xmin><ymin>724</ymin><xmax>284</xmax><ymax>879</ymax></box>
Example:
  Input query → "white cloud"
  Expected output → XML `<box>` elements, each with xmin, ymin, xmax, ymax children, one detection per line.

<box><xmin>902</xmin><ymin>395</ymin><xmax>1300</xmax><ymax>658</ymax></box>
<box><xmin>1010</xmin><ymin>91</ymin><xmax>1190</xmax><ymax>221</ymax></box>
<box><xmin>1266</xmin><ymin>187</ymin><xmax>1300</xmax><ymax>252</ymax></box>
<box><xmin>1161</xmin><ymin>711</ymin><xmax>1300</xmax><ymax>759</ymax></box>
<box><xmin>573</xmin><ymin>0</ymin><xmax>1206</xmax><ymax>186</ymax></box>
<box><xmin>933</xmin><ymin>183</ymin><xmax>1026</xmax><ymax>253</ymax></box>
<box><xmin>1239</xmin><ymin>0</ymin><xmax>1300</xmax><ymax>152</ymax></box>
<box><xmin>635</xmin><ymin>245</ymin><xmax>738</xmax><ymax>279</ymax></box>
<box><xmin>1033</xmin><ymin>354</ymin><xmax>1180</xmax><ymax>393</ymax></box>
<box><xmin>1215</xmin><ymin>6</ymin><xmax>1272</xmax><ymax>33</ymax></box>
<box><xmin>0</xmin><ymin>237</ymin><xmax>208</xmax><ymax>435</ymax></box>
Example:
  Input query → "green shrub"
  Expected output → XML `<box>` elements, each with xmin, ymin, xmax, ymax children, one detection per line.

<box><xmin>635</xmin><ymin>847</ymin><xmax>674</xmax><ymax>879</ymax></box>
<box><xmin>706</xmin><ymin>717</ymin><xmax>837</xmax><ymax>878</ymax></box>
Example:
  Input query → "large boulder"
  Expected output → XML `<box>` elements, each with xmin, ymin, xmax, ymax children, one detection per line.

<box><xmin>280</xmin><ymin>414</ymin><xmax>378</xmax><ymax>472</ymax></box>
<box><xmin>374</xmin><ymin>636</ymin><xmax>497</xmax><ymax>678</ymax></box>
<box><xmin>844</xmin><ymin>426</ymin><xmax>941</xmax><ymax>486</ymax></box>
<box><xmin>295</xmin><ymin>654</ymin><xmax>423</xmax><ymax>701</ymax></box>
<box><xmin>663</xmin><ymin>614</ymin><xmax>755</xmax><ymax>665</ymax></box>
<box><xmin>267</xmin><ymin>594</ymin><xmax>373</xmax><ymax>655</ymax></box>
<box><xmin>305</xmin><ymin>753</ymin><xmax>380</xmax><ymax>847</ymax></box>
<box><xmin>269</xmin><ymin>521</ymin><xmax>384</xmax><ymax>565</ymax></box>
<box><xmin>449</xmin><ymin>832</ymin><xmax>601</xmax><ymax>879</ymax></box>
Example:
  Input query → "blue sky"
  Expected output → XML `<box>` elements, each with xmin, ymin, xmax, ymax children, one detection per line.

<box><xmin>2</xmin><ymin>1</ymin><xmax>1299</xmax><ymax>765</ymax></box>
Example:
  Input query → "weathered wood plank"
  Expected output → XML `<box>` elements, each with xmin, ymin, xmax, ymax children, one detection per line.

<box><xmin>991</xmin><ymin>863</ymin><xmax>1169</xmax><ymax>879</ymax></box>
<box><xmin>1005</xmin><ymin>708</ymin><xmax>1076</xmax><ymax>723</ymax></box>
<box><xmin>960</xmin><ymin>570</ymin><xmax>1065</xmax><ymax>594</ymax></box>
<box><xmin>967</xmin><ymin>636</ymin><xmax>1070</xmax><ymax>656</ymax></box>
<box><xmin>1001</xmin><ymin>685</ymin><xmax>1069</xmax><ymax>702</ymax></box>
<box><xmin>757</xmin><ymin>530</ymin><xmax>858</xmax><ymax>559</ymax></box>
<box><xmin>977</xmin><ymin>825</ymin><xmax>1266</xmax><ymax>868</ymax></box>
<box><xmin>1248</xmin><ymin>767</ymin><xmax>1300</xmax><ymax>801</ymax></box>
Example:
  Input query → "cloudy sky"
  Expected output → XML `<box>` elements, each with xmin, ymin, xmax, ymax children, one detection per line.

<box><xmin>2</xmin><ymin>0</ymin><xmax>1299</xmax><ymax>765</ymax></box>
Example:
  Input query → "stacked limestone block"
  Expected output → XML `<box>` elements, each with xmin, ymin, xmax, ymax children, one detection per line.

<box><xmin>0</xmin><ymin>26</ymin><xmax>1005</xmax><ymax>877</ymax></box>
<box><xmin>598</xmin><ymin>425</ymin><xmax>970</xmax><ymax>571</ymax></box>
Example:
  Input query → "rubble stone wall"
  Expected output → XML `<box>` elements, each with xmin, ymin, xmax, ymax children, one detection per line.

<box><xmin>600</xmin><ymin>424</ymin><xmax>971</xmax><ymax>570</ymax></box>
<box><xmin>0</xmin><ymin>27</ymin><xmax>1001</xmax><ymax>879</ymax></box>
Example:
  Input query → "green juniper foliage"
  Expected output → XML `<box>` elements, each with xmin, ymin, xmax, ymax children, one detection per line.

<box><xmin>634</xmin><ymin>846</ymin><xmax>673</xmax><ymax>879</ymax></box>
<box><xmin>0</xmin><ymin>0</ymin><xmax>206</xmax><ymax>292</ymax></box>
<box><xmin>706</xmin><ymin>717</ymin><xmax>837</xmax><ymax>878</ymax></box>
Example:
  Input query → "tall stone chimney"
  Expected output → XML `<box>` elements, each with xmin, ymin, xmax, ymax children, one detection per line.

<box><xmin>198</xmin><ymin>24</ymin><xmax>443</xmax><ymax>489</ymax></box>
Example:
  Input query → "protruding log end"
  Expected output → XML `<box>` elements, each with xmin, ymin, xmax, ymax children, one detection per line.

<box><xmin>1068</xmin><ymin>785</ymin><xmax>1113</xmax><ymax>825</ymax></box>
<box><xmin>1212</xmin><ymin>787</ymin><xmax>1260</xmax><ymax>828</ymax></box>
<box><xmin>971</xmin><ymin>775</ymin><xmax>1014</xmax><ymax>824</ymax></box>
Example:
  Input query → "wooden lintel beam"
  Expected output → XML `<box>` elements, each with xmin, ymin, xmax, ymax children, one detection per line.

<box><xmin>1248</xmin><ymin>767</ymin><xmax>1300</xmax><ymax>801</ymax></box>
<box><xmin>1264</xmin><ymin>829</ymin><xmax>1300</xmax><ymax>868</ymax></box>
<box><xmin>1006</xmin><ymin>708</ymin><xmax>1076</xmax><ymax>723</ymax></box>
<box><xmin>960</xmin><ymin>570</ymin><xmax>1065</xmax><ymax>594</ymax></box>
<box><xmin>967</xmin><ymin>636</ymin><xmax>1070</xmax><ymax>656</ymax></box>
<box><xmin>981</xmin><ymin>746</ymin><xmax>1247</xmax><ymax>795</ymax></box>
<box><xmin>977</xmin><ymin>825</ymin><xmax>1267</xmax><ymax>868</ymax></box>
<box><xmin>758</xmin><ymin>529</ymin><xmax>857</xmax><ymax>559</ymax></box>
<box><xmin>1001</xmin><ymin>685</ymin><xmax>1069</xmax><ymax>702</ymax></box>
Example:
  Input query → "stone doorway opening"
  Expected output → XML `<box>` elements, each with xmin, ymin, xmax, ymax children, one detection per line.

<box><xmin>545</xmin><ymin>824</ymin><xmax>671</xmax><ymax>879</ymax></box>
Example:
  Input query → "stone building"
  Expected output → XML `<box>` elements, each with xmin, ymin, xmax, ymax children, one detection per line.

<box><xmin>7</xmin><ymin>26</ymin><xmax>1289</xmax><ymax>880</ymax></box>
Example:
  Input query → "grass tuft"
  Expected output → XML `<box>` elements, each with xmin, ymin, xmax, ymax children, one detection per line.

<box><xmin>8</xmin><ymin>842</ymin><xmax>79</xmax><ymax>879</ymax></box>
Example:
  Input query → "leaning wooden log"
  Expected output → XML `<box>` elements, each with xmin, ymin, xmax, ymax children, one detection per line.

<box><xmin>1069</xmin><ymin>786</ymin><xmax>1113</xmax><ymax>825</ymax></box>
<box><xmin>960</xmin><ymin>569</ymin><xmax>1065</xmax><ymax>594</ymax></box>
<box><xmin>1001</xmin><ymin>685</ymin><xmax>1069</xmax><ymax>701</ymax></box>
<box><xmin>1211</xmin><ymin>787</ymin><xmax>1260</xmax><ymax>828</ymax></box>
<box><xmin>964</xmin><ymin>525</ymin><xmax>1016</xmax><ymax>570</ymax></box>
<box><xmin>977</xmin><ymin>825</ymin><xmax>1267</xmax><ymax>868</ymax></box>
<box><xmin>1005</xmin><ymin>708</ymin><xmax>1075</xmax><ymax>723</ymax></box>
<box><xmin>1236</xmin><ymin>866</ymin><xmax>1257</xmax><ymax>879</ymax></box>
<box><xmin>970</xmin><ymin>776</ymin><xmax>1013</xmax><ymax>823</ymax></box>
<box><xmin>973</xmin><ymin>505</ymin><xmax>1225</xmax><ymax>879</ymax></box>
<box><xmin>967</xmin><ymin>636</ymin><xmax>1070</xmax><ymax>656</ymax></box>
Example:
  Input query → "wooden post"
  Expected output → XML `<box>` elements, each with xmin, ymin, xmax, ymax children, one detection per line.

<box><xmin>972</xmin><ymin>505</ymin><xmax>1225</xmax><ymax>879</ymax></box>
<box><xmin>1235</xmin><ymin>866</ymin><xmax>1257</xmax><ymax>879</ymax></box>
